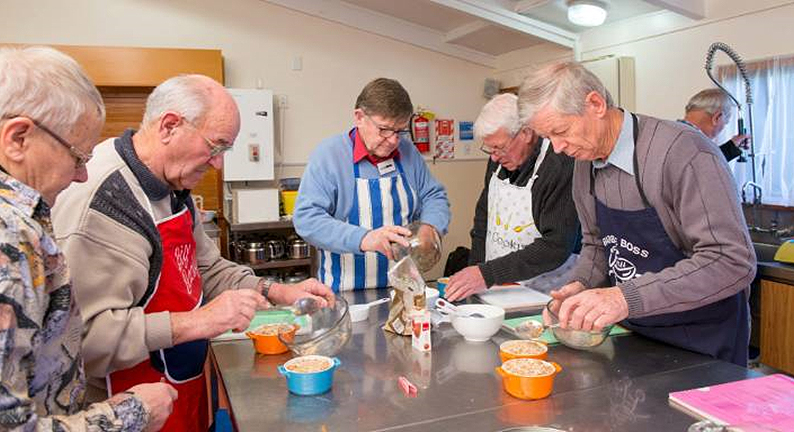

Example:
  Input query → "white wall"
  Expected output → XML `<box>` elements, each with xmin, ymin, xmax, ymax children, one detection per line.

<box><xmin>0</xmin><ymin>0</ymin><xmax>494</xmax><ymax>278</ymax></box>
<box><xmin>578</xmin><ymin>0</ymin><xmax>794</xmax><ymax>120</ymax></box>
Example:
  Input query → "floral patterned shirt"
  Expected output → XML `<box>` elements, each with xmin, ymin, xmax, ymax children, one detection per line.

<box><xmin>0</xmin><ymin>171</ymin><xmax>148</xmax><ymax>431</ymax></box>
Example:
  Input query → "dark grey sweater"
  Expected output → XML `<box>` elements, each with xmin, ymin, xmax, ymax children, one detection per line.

<box><xmin>570</xmin><ymin>114</ymin><xmax>756</xmax><ymax>318</ymax></box>
<box><xmin>469</xmin><ymin>139</ymin><xmax>580</xmax><ymax>286</ymax></box>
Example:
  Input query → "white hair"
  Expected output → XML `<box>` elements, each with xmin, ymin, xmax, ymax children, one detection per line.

<box><xmin>141</xmin><ymin>74</ymin><xmax>215</xmax><ymax>128</ymax></box>
<box><xmin>0</xmin><ymin>46</ymin><xmax>104</xmax><ymax>133</ymax></box>
<box><xmin>685</xmin><ymin>88</ymin><xmax>732</xmax><ymax>118</ymax></box>
<box><xmin>474</xmin><ymin>93</ymin><xmax>520</xmax><ymax>140</ymax></box>
<box><xmin>518</xmin><ymin>61</ymin><xmax>614</xmax><ymax>125</ymax></box>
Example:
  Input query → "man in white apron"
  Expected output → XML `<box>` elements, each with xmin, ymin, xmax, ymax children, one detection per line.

<box><xmin>445</xmin><ymin>94</ymin><xmax>579</xmax><ymax>301</ymax></box>
<box><xmin>294</xmin><ymin>78</ymin><xmax>450</xmax><ymax>291</ymax></box>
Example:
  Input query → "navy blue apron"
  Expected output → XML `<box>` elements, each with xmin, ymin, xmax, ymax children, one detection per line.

<box><xmin>592</xmin><ymin>113</ymin><xmax>749</xmax><ymax>366</ymax></box>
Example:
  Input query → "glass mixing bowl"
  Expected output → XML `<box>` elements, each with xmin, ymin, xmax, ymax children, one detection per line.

<box><xmin>390</xmin><ymin>221</ymin><xmax>441</xmax><ymax>272</ymax></box>
<box><xmin>279</xmin><ymin>296</ymin><xmax>351</xmax><ymax>357</ymax></box>
<box><xmin>545</xmin><ymin>300</ymin><xmax>613</xmax><ymax>349</ymax></box>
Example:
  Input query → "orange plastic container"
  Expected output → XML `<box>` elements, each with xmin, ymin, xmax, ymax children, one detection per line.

<box><xmin>498</xmin><ymin>340</ymin><xmax>548</xmax><ymax>362</ymax></box>
<box><xmin>495</xmin><ymin>359</ymin><xmax>562</xmax><ymax>400</ymax></box>
<box><xmin>246</xmin><ymin>324</ymin><xmax>297</xmax><ymax>355</ymax></box>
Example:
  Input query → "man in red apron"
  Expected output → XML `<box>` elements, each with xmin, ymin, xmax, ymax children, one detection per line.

<box><xmin>520</xmin><ymin>62</ymin><xmax>755</xmax><ymax>366</ymax></box>
<box><xmin>53</xmin><ymin>75</ymin><xmax>335</xmax><ymax>431</ymax></box>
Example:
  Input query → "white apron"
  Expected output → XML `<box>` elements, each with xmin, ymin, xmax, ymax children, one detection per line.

<box><xmin>484</xmin><ymin>138</ymin><xmax>577</xmax><ymax>292</ymax></box>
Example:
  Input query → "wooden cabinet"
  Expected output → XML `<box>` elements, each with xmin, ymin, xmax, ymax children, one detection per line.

<box><xmin>759</xmin><ymin>279</ymin><xmax>794</xmax><ymax>374</ymax></box>
<box><xmin>5</xmin><ymin>44</ymin><xmax>227</xmax><ymax>217</ymax></box>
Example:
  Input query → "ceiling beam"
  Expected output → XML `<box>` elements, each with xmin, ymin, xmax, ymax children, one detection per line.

<box><xmin>445</xmin><ymin>21</ymin><xmax>490</xmax><ymax>43</ymax></box>
<box><xmin>262</xmin><ymin>0</ymin><xmax>497</xmax><ymax>67</ymax></box>
<box><xmin>514</xmin><ymin>0</ymin><xmax>552</xmax><ymax>15</ymax></box>
<box><xmin>642</xmin><ymin>0</ymin><xmax>705</xmax><ymax>20</ymax></box>
<box><xmin>428</xmin><ymin>0</ymin><xmax>577</xmax><ymax>48</ymax></box>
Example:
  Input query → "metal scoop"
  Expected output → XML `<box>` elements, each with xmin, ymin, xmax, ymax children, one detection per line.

<box><xmin>434</xmin><ymin>298</ymin><xmax>485</xmax><ymax>318</ymax></box>
<box><xmin>514</xmin><ymin>320</ymin><xmax>560</xmax><ymax>339</ymax></box>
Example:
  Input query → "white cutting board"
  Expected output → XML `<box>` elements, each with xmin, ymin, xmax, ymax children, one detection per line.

<box><xmin>475</xmin><ymin>284</ymin><xmax>551</xmax><ymax>312</ymax></box>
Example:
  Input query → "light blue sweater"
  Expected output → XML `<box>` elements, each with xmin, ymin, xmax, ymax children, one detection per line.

<box><xmin>294</xmin><ymin>129</ymin><xmax>450</xmax><ymax>255</ymax></box>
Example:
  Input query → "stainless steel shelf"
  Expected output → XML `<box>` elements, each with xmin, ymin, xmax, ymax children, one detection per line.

<box><xmin>249</xmin><ymin>258</ymin><xmax>312</xmax><ymax>270</ymax></box>
<box><xmin>229</xmin><ymin>219</ymin><xmax>293</xmax><ymax>232</ymax></box>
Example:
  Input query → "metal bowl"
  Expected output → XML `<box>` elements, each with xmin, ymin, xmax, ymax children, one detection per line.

<box><xmin>545</xmin><ymin>300</ymin><xmax>612</xmax><ymax>349</ymax></box>
<box><xmin>279</xmin><ymin>296</ymin><xmax>351</xmax><ymax>357</ymax></box>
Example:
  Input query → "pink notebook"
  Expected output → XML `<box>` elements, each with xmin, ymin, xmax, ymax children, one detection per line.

<box><xmin>668</xmin><ymin>374</ymin><xmax>794</xmax><ymax>431</ymax></box>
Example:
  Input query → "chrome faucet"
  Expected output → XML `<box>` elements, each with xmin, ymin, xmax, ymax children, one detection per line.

<box><xmin>741</xmin><ymin>181</ymin><xmax>763</xmax><ymax>205</ymax></box>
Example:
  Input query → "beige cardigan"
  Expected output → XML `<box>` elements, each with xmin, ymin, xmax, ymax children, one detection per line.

<box><xmin>52</xmin><ymin>135</ymin><xmax>260</xmax><ymax>398</ymax></box>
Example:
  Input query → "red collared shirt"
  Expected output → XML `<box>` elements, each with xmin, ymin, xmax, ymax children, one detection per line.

<box><xmin>351</xmin><ymin>128</ymin><xmax>399</xmax><ymax>165</ymax></box>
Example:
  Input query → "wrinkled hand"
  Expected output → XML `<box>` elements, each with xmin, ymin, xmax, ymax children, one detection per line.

<box><xmin>125</xmin><ymin>382</ymin><xmax>177</xmax><ymax>432</ymax></box>
<box><xmin>199</xmin><ymin>289</ymin><xmax>269</xmax><ymax>335</ymax></box>
<box><xmin>360</xmin><ymin>225</ymin><xmax>411</xmax><ymax>260</ymax></box>
<box><xmin>731</xmin><ymin>134</ymin><xmax>750</xmax><ymax>149</ymax></box>
<box><xmin>269</xmin><ymin>278</ymin><xmax>335</xmax><ymax>309</ymax></box>
<box><xmin>444</xmin><ymin>266</ymin><xmax>487</xmax><ymax>301</ymax></box>
<box><xmin>558</xmin><ymin>286</ymin><xmax>628</xmax><ymax>331</ymax></box>
<box><xmin>543</xmin><ymin>281</ymin><xmax>586</xmax><ymax>325</ymax></box>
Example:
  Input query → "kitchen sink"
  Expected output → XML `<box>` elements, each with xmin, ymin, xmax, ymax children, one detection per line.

<box><xmin>753</xmin><ymin>242</ymin><xmax>779</xmax><ymax>262</ymax></box>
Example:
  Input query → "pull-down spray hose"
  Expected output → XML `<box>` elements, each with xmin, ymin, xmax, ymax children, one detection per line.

<box><xmin>705</xmin><ymin>42</ymin><xmax>756</xmax><ymax>192</ymax></box>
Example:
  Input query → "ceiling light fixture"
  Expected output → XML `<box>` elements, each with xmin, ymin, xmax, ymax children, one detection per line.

<box><xmin>567</xmin><ymin>0</ymin><xmax>608</xmax><ymax>27</ymax></box>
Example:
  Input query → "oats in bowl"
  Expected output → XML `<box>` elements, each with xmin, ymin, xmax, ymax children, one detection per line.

<box><xmin>251</xmin><ymin>323</ymin><xmax>295</xmax><ymax>336</ymax></box>
<box><xmin>502</xmin><ymin>358</ymin><xmax>556</xmax><ymax>377</ymax></box>
<box><xmin>285</xmin><ymin>356</ymin><xmax>332</xmax><ymax>374</ymax></box>
<box><xmin>501</xmin><ymin>340</ymin><xmax>548</xmax><ymax>356</ymax></box>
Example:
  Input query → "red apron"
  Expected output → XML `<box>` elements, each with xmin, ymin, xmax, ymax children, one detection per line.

<box><xmin>107</xmin><ymin>207</ymin><xmax>209</xmax><ymax>431</ymax></box>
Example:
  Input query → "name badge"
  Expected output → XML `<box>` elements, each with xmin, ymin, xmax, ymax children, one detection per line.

<box><xmin>377</xmin><ymin>159</ymin><xmax>396</xmax><ymax>175</ymax></box>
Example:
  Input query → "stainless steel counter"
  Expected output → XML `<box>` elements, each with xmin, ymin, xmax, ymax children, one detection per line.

<box><xmin>753</xmin><ymin>242</ymin><xmax>794</xmax><ymax>284</ymax></box>
<box><xmin>212</xmin><ymin>289</ymin><xmax>761</xmax><ymax>431</ymax></box>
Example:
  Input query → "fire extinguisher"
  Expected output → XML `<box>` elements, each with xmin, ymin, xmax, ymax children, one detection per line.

<box><xmin>411</xmin><ymin>112</ymin><xmax>430</xmax><ymax>153</ymax></box>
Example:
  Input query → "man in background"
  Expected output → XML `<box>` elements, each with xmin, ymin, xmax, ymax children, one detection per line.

<box><xmin>681</xmin><ymin>88</ymin><xmax>749</xmax><ymax>162</ymax></box>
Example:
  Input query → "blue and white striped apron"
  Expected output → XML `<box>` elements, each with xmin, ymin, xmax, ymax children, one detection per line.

<box><xmin>318</xmin><ymin>135</ymin><xmax>418</xmax><ymax>292</ymax></box>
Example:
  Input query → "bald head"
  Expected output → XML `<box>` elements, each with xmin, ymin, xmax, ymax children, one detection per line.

<box><xmin>141</xmin><ymin>74</ymin><xmax>239</xmax><ymax>131</ymax></box>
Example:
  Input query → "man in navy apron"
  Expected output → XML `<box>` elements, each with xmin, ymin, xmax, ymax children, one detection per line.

<box><xmin>519</xmin><ymin>62</ymin><xmax>755</xmax><ymax>366</ymax></box>
<box><xmin>294</xmin><ymin>78</ymin><xmax>450</xmax><ymax>291</ymax></box>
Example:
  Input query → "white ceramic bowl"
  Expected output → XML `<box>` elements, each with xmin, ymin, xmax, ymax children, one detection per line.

<box><xmin>450</xmin><ymin>304</ymin><xmax>505</xmax><ymax>342</ymax></box>
<box><xmin>389</xmin><ymin>287</ymin><xmax>439</xmax><ymax>309</ymax></box>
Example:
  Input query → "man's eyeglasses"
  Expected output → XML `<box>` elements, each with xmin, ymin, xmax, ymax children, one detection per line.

<box><xmin>181</xmin><ymin>118</ymin><xmax>234</xmax><ymax>157</ymax></box>
<box><xmin>480</xmin><ymin>128</ymin><xmax>524</xmax><ymax>156</ymax></box>
<box><xmin>365</xmin><ymin>113</ymin><xmax>411</xmax><ymax>139</ymax></box>
<box><xmin>1</xmin><ymin>114</ymin><xmax>92</xmax><ymax>168</ymax></box>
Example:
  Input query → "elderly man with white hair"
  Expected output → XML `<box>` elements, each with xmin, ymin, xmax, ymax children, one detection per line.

<box><xmin>521</xmin><ymin>62</ymin><xmax>755</xmax><ymax>366</ymax></box>
<box><xmin>680</xmin><ymin>88</ymin><xmax>749</xmax><ymax>162</ymax></box>
<box><xmin>444</xmin><ymin>93</ymin><xmax>579</xmax><ymax>301</ymax></box>
<box><xmin>0</xmin><ymin>46</ymin><xmax>176</xmax><ymax>431</ymax></box>
<box><xmin>52</xmin><ymin>74</ymin><xmax>335</xmax><ymax>431</ymax></box>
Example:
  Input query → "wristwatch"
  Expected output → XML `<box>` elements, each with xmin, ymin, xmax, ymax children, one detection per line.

<box><xmin>258</xmin><ymin>278</ymin><xmax>274</xmax><ymax>300</ymax></box>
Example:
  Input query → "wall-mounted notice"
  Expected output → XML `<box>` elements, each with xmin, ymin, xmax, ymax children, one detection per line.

<box><xmin>434</xmin><ymin>119</ymin><xmax>455</xmax><ymax>160</ymax></box>
<box><xmin>459</xmin><ymin>121</ymin><xmax>473</xmax><ymax>141</ymax></box>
